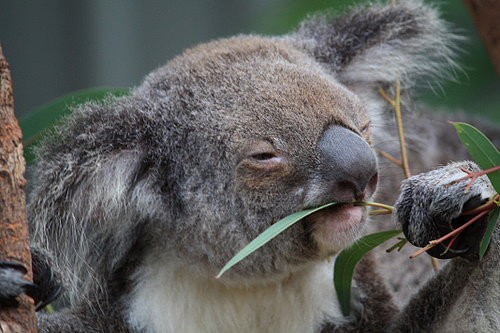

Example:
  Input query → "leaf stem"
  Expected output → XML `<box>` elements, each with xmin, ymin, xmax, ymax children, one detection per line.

<box><xmin>355</xmin><ymin>201</ymin><xmax>395</xmax><ymax>213</ymax></box>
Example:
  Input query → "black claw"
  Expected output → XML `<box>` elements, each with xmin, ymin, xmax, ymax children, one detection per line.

<box><xmin>0</xmin><ymin>260</ymin><xmax>63</xmax><ymax>311</ymax></box>
<box><xmin>0</xmin><ymin>261</ymin><xmax>28</xmax><ymax>274</ymax></box>
<box><xmin>35</xmin><ymin>283</ymin><xmax>63</xmax><ymax>311</ymax></box>
<box><xmin>32</xmin><ymin>260</ymin><xmax>63</xmax><ymax>311</ymax></box>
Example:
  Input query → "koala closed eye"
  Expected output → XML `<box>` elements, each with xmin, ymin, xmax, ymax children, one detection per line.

<box><xmin>238</xmin><ymin>141</ymin><xmax>288</xmax><ymax>171</ymax></box>
<box><xmin>251</xmin><ymin>152</ymin><xmax>280</xmax><ymax>162</ymax></box>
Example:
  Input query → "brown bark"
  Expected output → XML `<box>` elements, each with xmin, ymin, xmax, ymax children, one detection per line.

<box><xmin>463</xmin><ymin>0</ymin><xmax>500</xmax><ymax>77</ymax></box>
<box><xmin>0</xmin><ymin>45</ymin><xmax>37</xmax><ymax>331</ymax></box>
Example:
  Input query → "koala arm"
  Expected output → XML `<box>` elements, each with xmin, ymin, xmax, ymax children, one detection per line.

<box><xmin>391</xmin><ymin>161</ymin><xmax>500</xmax><ymax>332</ymax></box>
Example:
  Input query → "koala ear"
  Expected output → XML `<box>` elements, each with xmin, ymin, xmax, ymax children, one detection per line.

<box><xmin>290</xmin><ymin>1</ymin><xmax>460</xmax><ymax>88</ymax></box>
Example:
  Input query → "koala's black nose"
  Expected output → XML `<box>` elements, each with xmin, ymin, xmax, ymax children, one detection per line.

<box><xmin>319</xmin><ymin>125</ymin><xmax>378</xmax><ymax>202</ymax></box>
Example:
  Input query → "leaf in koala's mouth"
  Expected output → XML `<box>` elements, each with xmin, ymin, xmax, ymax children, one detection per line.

<box><xmin>215</xmin><ymin>202</ymin><xmax>339</xmax><ymax>279</ymax></box>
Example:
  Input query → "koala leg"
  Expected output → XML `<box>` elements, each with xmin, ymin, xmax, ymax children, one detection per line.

<box><xmin>391</xmin><ymin>161</ymin><xmax>500</xmax><ymax>332</ymax></box>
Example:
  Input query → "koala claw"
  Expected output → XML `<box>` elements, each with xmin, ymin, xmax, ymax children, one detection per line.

<box><xmin>33</xmin><ymin>265</ymin><xmax>63</xmax><ymax>311</ymax></box>
<box><xmin>0</xmin><ymin>261</ymin><xmax>41</xmax><ymax>309</ymax></box>
<box><xmin>0</xmin><ymin>256</ymin><xmax>63</xmax><ymax>311</ymax></box>
<box><xmin>395</xmin><ymin>161</ymin><xmax>497</xmax><ymax>259</ymax></box>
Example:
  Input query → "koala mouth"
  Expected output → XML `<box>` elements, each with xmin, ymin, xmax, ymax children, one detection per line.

<box><xmin>304</xmin><ymin>204</ymin><xmax>367</xmax><ymax>254</ymax></box>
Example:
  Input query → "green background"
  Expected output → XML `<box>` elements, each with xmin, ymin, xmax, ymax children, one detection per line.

<box><xmin>1</xmin><ymin>0</ymin><xmax>498</xmax><ymax>122</ymax></box>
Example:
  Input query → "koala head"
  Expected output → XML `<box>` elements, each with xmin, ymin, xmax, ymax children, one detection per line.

<box><xmin>135</xmin><ymin>36</ymin><xmax>378</xmax><ymax>281</ymax></box>
<box><xmin>29</xmin><ymin>1</ymin><xmax>456</xmax><ymax>294</ymax></box>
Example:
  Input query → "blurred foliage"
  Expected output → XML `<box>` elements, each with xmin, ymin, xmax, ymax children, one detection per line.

<box><xmin>20</xmin><ymin>88</ymin><xmax>130</xmax><ymax>165</ymax></box>
<box><xmin>250</xmin><ymin>0</ymin><xmax>500</xmax><ymax>123</ymax></box>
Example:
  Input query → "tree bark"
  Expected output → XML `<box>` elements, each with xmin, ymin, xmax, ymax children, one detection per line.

<box><xmin>463</xmin><ymin>0</ymin><xmax>500</xmax><ymax>77</ymax></box>
<box><xmin>0</xmin><ymin>45</ymin><xmax>37</xmax><ymax>332</ymax></box>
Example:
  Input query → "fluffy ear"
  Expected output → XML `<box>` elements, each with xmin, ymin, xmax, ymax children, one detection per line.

<box><xmin>290</xmin><ymin>0</ymin><xmax>460</xmax><ymax>88</ymax></box>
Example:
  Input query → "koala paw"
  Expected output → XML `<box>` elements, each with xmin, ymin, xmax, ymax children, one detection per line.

<box><xmin>395</xmin><ymin>161</ymin><xmax>497</xmax><ymax>259</ymax></box>
<box><xmin>0</xmin><ymin>248</ymin><xmax>63</xmax><ymax>311</ymax></box>
<box><xmin>31</xmin><ymin>247</ymin><xmax>63</xmax><ymax>311</ymax></box>
<box><xmin>0</xmin><ymin>261</ymin><xmax>40</xmax><ymax>309</ymax></box>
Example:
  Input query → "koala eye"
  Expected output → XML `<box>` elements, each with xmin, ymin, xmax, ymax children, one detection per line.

<box><xmin>249</xmin><ymin>152</ymin><xmax>285</xmax><ymax>168</ymax></box>
<box><xmin>251</xmin><ymin>152</ymin><xmax>280</xmax><ymax>162</ymax></box>
<box><xmin>241</xmin><ymin>141</ymin><xmax>287</xmax><ymax>171</ymax></box>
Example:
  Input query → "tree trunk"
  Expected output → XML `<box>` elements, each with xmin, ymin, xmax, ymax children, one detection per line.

<box><xmin>0</xmin><ymin>44</ymin><xmax>37</xmax><ymax>332</ymax></box>
<box><xmin>463</xmin><ymin>0</ymin><xmax>500</xmax><ymax>77</ymax></box>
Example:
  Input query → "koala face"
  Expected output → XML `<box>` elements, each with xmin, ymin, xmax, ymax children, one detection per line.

<box><xmin>140</xmin><ymin>37</ymin><xmax>377</xmax><ymax>282</ymax></box>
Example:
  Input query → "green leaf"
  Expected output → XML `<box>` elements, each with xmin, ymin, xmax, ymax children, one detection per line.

<box><xmin>216</xmin><ymin>202</ymin><xmax>339</xmax><ymax>279</ymax></box>
<box><xmin>479</xmin><ymin>206</ymin><xmax>500</xmax><ymax>260</ymax></box>
<box><xmin>451</xmin><ymin>122</ymin><xmax>500</xmax><ymax>193</ymax></box>
<box><xmin>334</xmin><ymin>229</ymin><xmax>402</xmax><ymax>316</ymax></box>
<box><xmin>20</xmin><ymin>87</ymin><xmax>130</xmax><ymax>164</ymax></box>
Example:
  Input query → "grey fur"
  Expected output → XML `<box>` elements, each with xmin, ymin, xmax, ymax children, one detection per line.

<box><xmin>1</xmin><ymin>1</ymin><xmax>499</xmax><ymax>332</ymax></box>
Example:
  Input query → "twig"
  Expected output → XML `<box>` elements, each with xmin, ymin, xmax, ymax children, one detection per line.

<box><xmin>462</xmin><ymin>194</ymin><xmax>500</xmax><ymax>215</ymax></box>
<box><xmin>377</xmin><ymin>150</ymin><xmax>402</xmax><ymax>166</ymax></box>
<box><xmin>429</xmin><ymin>210</ymin><xmax>489</xmax><ymax>246</ymax></box>
<box><xmin>410</xmin><ymin>210</ymin><xmax>490</xmax><ymax>259</ymax></box>
<box><xmin>393</xmin><ymin>80</ymin><xmax>411</xmax><ymax>179</ymax></box>
<box><xmin>447</xmin><ymin>165</ymin><xmax>500</xmax><ymax>192</ymax></box>
<box><xmin>378</xmin><ymin>87</ymin><xmax>395</xmax><ymax>106</ymax></box>
<box><xmin>442</xmin><ymin>232</ymin><xmax>460</xmax><ymax>255</ymax></box>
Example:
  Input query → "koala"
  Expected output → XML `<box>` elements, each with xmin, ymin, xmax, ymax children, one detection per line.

<box><xmin>1</xmin><ymin>1</ymin><xmax>499</xmax><ymax>332</ymax></box>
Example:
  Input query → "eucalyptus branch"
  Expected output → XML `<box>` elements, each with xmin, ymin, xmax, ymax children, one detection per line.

<box><xmin>379</xmin><ymin>81</ymin><xmax>442</xmax><ymax>268</ymax></box>
<box><xmin>393</xmin><ymin>81</ymin><xmax>411</xmax><ymax>179</ymax></box>
<box><xmin>410</xmin><ymin>210</ymin><xmax>490</xmax><ymax>259</ymax></box>
<box><xmin>378</xmin><ymin>81</ymin><xmax>411</xmax><ymax>179</ymax></box>
<box><xmin>447</xmin><ymin>165</ymin><xmax>500</xmax><ymax>192</ymax></box>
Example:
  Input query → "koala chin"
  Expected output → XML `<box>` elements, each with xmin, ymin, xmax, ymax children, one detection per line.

<box><xmin>1</xmin><ymin>1</ymin><xmax>499</xmax><ymax>332</ymax></box>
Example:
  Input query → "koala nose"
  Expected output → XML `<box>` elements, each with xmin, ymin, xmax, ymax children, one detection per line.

<box><xmin>319</xmin><ymin>125</ymin><xmax>378</xmax><ymax>202</ymax></box>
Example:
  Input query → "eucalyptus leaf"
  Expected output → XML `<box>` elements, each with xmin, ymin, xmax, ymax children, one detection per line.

<box><xmin>479</xmin><ymin>206</ymin><xmax>500</xmax><ymax>260</ymax></box>
<box><xmin>451</xmin><ymin>122</ymin><xmax>500</xmax><ymax>193</ymax></box>
<box><xmin>216</xmin><ymin>202</ymin><xmax>338</xmax><ymax>279</ymax></box>
<box><xmin>20</xmin><ymin>87</ymin><xmax>130</xmax><ymax>164</ymax></box>
<box><xmin>334</xmin><ymin>229</ymin><xmax>401</xmax><ymax>316</ymax></box>
<box><xmin>451</xmin><ymin>122</ymin><xmax>500</xmax><ymax>258</ymax></box>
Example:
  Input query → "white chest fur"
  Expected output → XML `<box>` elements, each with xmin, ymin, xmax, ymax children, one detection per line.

<box><xmin>125</xmin><ymin>258</ymin><xmax>347</xmax><ymax>333</ymax></box>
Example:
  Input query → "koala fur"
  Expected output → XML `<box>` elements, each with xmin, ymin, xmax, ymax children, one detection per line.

<box><xmin>1</xmin><ymin>1</ymin><xmax>499</xmax><ymax>332</ymax></box>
